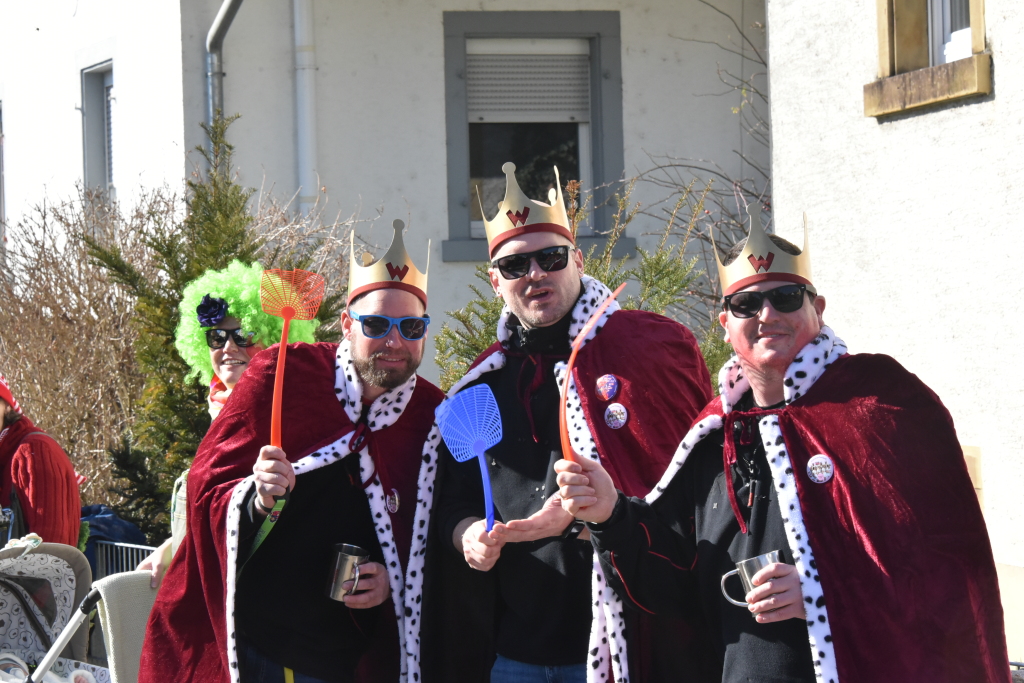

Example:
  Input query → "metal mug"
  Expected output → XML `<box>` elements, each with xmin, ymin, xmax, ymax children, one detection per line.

<box><xmin>326</xmin><ymin>543</ymin><xmax>369</xmax><ymax>601</ymax></box>
<box><xmin>719</xmin><ymin>550</ymin><xmax>781</xmax><ymax>607</ymax></box>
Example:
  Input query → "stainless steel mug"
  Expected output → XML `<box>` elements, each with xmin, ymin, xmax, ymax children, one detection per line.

<box><xmin>719</xmin><ymin>550</ymin><xmax>781</xmax><ymax>607</ymax></box>
<box><xmin>326</xmin><ymin>543</ymin><xmax>369</xmax><ymax>601</ymax></box>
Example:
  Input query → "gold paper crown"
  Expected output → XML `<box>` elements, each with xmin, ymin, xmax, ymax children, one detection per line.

<box><xmin>713</xmin><ymin>205</ymin><xmax>814</xmax><ymax>296</ymax></box>
<box><xmin>480</xmin><ymin>162</ymin><xmax>574</xmax><ymax>257</ymax></box>
<box><xmin>348</xmin><ymin>219</ymin><xmax>429</xmax><ymax>307</ymax></box>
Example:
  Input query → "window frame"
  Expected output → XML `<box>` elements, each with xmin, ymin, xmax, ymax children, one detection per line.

<box><xmin>865</xmin><ymin>0</ymin><xmax>990</xmax><ymax>118</ymax></box>
<box><xmin>81</xmin><ymin>60</ymin><xmax>114</xmax><ymax>193</ymax></box>
<box><xmin>442</xmin><ymin>11</ymin><xmax>633</xmax><ymax>262</ymax></box>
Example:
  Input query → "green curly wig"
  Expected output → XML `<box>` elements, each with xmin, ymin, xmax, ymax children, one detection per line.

<box><xmin>175</xmin><ymin>260</ymin><xmax>319</xmax><ymax>386</ymax></box>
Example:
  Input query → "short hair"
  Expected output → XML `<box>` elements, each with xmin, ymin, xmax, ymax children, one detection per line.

<box><xmin>721</xmin><ymin>234</ymin><xmax>802</xmax><ymax>266</ymax></box>
<box><xmin>174</xmin><ymin>260</ymin><xmax>319</xmax><ymax>387</ymax></box>
<box><xmin>2</xmin><ymin>408</ymin><xmax>22</xmax><ymax>428</ymax></box>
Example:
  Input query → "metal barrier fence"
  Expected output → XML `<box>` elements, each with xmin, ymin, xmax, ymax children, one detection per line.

<box><xmin>94</xmin><ymin>540</ymin><xmax>156</xmax><ymax>580</ymax></box>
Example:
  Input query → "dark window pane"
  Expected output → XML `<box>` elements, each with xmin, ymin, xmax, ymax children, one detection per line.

<box><xmin>950</xmin><ymin>0</ymin><xmax>970</xmax><ymax>33</ymax></box>
<box><xmin>470</xmin><ymin>122</ymin><xmax>579</xmax><ymax>222</ymax></box>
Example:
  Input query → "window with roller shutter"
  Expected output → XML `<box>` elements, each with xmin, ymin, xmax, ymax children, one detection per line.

<box><xmin>442</xmin><ymin>12</ymin><xmax>629</xmax><ymax>262</ymax></box>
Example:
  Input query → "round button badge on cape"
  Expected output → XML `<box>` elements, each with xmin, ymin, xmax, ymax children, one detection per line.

<box><xmin>806</xmin><ymin>454</ymin><xmax>834</xmax><ymax>484</ymax></box>
<box><xmin>604</xmin><ymin>403</ymin><xmax>628</xmax><ymax>429</ymax></box>
<box><xmin>386</xmin><ymin>488</ymin><xmax>400</xmax><ymax>514</ymax></box>
<box><xmin>595</xmin><ymin>374</ymin><xmax>620</xmax><ymax>401</ymax></box>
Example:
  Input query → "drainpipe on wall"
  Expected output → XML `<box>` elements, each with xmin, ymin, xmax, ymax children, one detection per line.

<box><xmin>293</xmin><ymin>0</ymin><xmax>319</xmax><ymax>216</ymax></box>
<box><xmin>206</xmin><ymin>0</ymin><xmax>245</xmax><ymax>150</ymax></box>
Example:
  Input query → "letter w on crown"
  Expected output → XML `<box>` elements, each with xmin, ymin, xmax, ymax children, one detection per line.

<box><xmin>506</xmin><ymin>207</ymin><xmax>530</xmax><ymax>227</ymax></box>
<box><xmin>386</xmin><ymin>262</ymin><xmax>410</xmax><ymax>281</ymax></box>
<box><xmin>747</xmin><ymin>252</ymin><xmax>775</xmax><ymax>273</ymax></box>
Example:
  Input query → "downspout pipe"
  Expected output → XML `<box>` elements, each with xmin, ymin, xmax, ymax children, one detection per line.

<box><xmin>293</xmin><ymin>0</ymin><xmax>319</xmax><ymax>216</ymax></box>
<box><xmin>206</xmin><ymin>0</ymin><xmax>244</xmax><ymax>142</ymax></box>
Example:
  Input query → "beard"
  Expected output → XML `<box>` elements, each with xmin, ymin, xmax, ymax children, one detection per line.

<box><xmin>352</xmin><ymin>349</ymin><xmax>421</xmax><ymax>390</ymax></box>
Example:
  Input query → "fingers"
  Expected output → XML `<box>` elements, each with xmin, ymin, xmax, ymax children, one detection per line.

<box><xmin>253</xmin><ymin>448</ymin><xmax>296</xmax><ymax>504</ymax></box>
<box><xmin>462</xmin><ymin>520</ymin><xmax>505</xmax><ymax>571</ymax></box>
<box><xmin>342</xmin><ymin>563</ymin><xmax>390</xmax><ymax>609</ymax></box>
<box><xmin>747</xmin><ymin>563</ymin><xmax>806</xmax><ymax>621</ymax></box>
<box><xmin>553</xmin><ymin>459</ymin><xmax>582</xmax><ymax>475</ymax></box>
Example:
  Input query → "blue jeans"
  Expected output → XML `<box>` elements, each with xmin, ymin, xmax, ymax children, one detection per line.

<box><xmin>239</xmin><ymin>641</ymin><xmax>333</xmax><ymax>683</ymax></box>
<box><xmin>490</xmin><ymin>654</ymin><xmax>587</xmax><ymax>683</ymax></box>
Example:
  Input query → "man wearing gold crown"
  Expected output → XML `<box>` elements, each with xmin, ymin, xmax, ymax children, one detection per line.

<box><xmin>140</xmin><ymin>221</ymin><xmax>447</xmax><ymax>683</ymax></box>
<box><xmin>425</xmin><ymin>163</ymin><xmax>714</xmax><ymax>683</ymax></box>
<box><xmin>554</xmin><ymin>207</ymin><xmax>1010</xmax><ymax>683</ymax></box>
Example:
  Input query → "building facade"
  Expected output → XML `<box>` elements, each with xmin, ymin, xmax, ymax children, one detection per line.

<box><xmin>766</xmin><ymin>0</ymin><xmax>1023</xmax><ymax>660</ymax></box>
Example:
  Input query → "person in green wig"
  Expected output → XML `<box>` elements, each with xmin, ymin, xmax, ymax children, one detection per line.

<box><xmin>138</xmin><ymin>260</ymin><xmax>318</xmax><ymax>586</ymax></box>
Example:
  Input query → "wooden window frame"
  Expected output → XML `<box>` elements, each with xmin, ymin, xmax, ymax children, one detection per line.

<box><xmin>864</xmin><ymin>0</ymin><xmax>990</xmax><ymax>117</ymax></box>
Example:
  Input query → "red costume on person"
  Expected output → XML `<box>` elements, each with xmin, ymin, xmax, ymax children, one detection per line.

<box><xmin>139</xmin><ymin>342</ymin><xmax>443</xmax><ymax>683</ymax></box>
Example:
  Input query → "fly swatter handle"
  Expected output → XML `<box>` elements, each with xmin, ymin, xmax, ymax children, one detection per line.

<box><xmin>270</xmin><ymin>317</ymin><xmax>292</xmax><ymax>448</ymax></box>
<box><xmin>476</xmin><ymin>452</ymin><xmax>495</xmax><ymax>532</ymax></box>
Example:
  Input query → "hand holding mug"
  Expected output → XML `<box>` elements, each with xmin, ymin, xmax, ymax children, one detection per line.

<box><xmin>721</xmin><ymin>550</ymin><xmax>806</xmax><ymax>623</ymax></box>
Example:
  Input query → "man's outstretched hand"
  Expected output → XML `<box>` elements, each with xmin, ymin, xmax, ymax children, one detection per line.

<box><xmin>500</xmin><ymin>493</ymin><xmax>574</xmax><ymax>542</ymax></box>
<box><xmin>554</xmin><ymin>457</ymin><xmax>617</xmax><ymax>524</ymax></box>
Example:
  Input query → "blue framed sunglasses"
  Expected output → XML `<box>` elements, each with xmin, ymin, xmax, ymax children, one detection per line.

<box><xmin>350</xmin><ymin>311</ymin><xmax>431</xmax><ymax>341</ymax></box>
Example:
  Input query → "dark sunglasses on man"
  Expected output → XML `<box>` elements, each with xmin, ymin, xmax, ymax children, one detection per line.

<box><xmin>350</xmin><ymin>311</ymin><xmax>431</xmax><ymax>341</ymax></box>
<box><xmin>205</xmin><ymin>328</ymin><xmax>257</xmax><ymax>349</ymax></box>
<box><xmin>491</xmin><ymin>245</ymin><xmax>573</xmax><ymax>280</ymax></box>
<box><xmin>723</xmin><ymin>284</ymin><xmax>815</xmax><ymax>319</ymax></box>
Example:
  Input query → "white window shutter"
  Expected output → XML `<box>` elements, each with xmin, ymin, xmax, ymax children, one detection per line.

<box><xmin>466</xmin><ymin>54</ymin><xmax>591</xmax><ymax>123</ymax></box>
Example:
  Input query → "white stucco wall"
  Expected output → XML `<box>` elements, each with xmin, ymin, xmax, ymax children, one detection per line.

<box><xmin>178</xmin><ymin>0</ymin><xmax>768</xmax><ymax>383</ymax></box>
<box><xmin>766</xmin><ymin>0</ymin><xmax>1023</xmax><ymax>657</ymax></box>
<box><xmin>0</xmin><ymin>0</ymin><xmax>186</xmax><ymax>222</ymax></box>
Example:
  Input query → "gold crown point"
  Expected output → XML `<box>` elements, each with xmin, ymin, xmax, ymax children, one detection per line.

<box><xmin>393</xmin><ymin>219</ymin><xmax>405</xmax><ymax>232</ymax></box>
<box><xmin>502</xmin><ymin>162</ymin><xmax>516</xmax><ymax>175</ymax></box>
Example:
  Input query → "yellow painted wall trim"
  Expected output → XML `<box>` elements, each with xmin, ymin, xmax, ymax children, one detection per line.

<box><xmin>863</xmin><ymin>53</ymin><xmax>991</xmax><ymax>117</ymax></box>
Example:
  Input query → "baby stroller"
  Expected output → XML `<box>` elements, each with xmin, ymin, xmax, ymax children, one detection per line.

<box><xmin>0</xmin><ymin>541</ymin><xmax>145</xmax><ymax>683</ymax></box>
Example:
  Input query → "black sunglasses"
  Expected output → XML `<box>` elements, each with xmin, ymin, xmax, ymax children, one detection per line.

<box><xmin>491</xmin><ymin>245</ymin><xmax>572</xmax><ymax>280</ymax></box>
<box><xmin>723</xmin><ymin>284</ymin><xmax>813</xmax><ymax>319</ymax></box>
<box><xmin>205</xmin><ymin>328</ymin><xmax>257</xmax><ymax>349</ymax></box>
<box><xmin>350</xmin><ymin>312</ymin><xmax>430</xmax><ymax>341</ymax></box>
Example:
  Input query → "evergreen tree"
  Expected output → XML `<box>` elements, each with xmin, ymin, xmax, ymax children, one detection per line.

<box><xmin>86</xmin><ymin>116</ymin><xmax>342</xmax><ymax>540</ymax></box>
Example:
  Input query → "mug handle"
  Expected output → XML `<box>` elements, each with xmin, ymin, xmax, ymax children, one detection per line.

<box><xmin>348</xmin><ymin>563</ymin><xmax>361</xmax><ymax>596</ymax></box>
<box><xmin>720</xmin><ymin>569</ymin><xmax>748</xmax><ymax>607</ymax></box>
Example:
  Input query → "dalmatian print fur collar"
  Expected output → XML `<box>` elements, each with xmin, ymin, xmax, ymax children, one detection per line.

<box><xmin>443</xmin><ymin>276</ymin><xmax>625</xmax><ymax>683</ymax></box>
<box><xmin>646</xmin><ymin>325</ymin><xmax>847</xmax><ymax>683</ymax></box>
<box><xmin>223</xmin><ymin>341</ymin><xmax>435</xmax><ymax>683</ymax></box>
<box><xmin>495</xmin><ymin>275</ymin><xmax>621</xmax><ymax>349</ymax></box>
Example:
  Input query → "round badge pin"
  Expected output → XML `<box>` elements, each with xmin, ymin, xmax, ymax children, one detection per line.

<box><xmin>806</xmin><ymin>454</ymin><xmax>834</xmax><ymax>484</ymax></box>
<box><xmin>386</xmin><ymin>488</ymin><xmax>400</xmax><ymax>514</ymax></box>
<box><xmin>595</xmin><ymin>374</ymin><xmax>620</xmax><ymax>401</ymax></box>
<box><xmin>604</xmin><ymin>403</ymin><xmax>628</xmax><ymax>429</ymax></box>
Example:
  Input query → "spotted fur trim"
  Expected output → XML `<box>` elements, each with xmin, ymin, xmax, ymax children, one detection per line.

<box><xmin>647</xmin><ymin>326</ymin><xmax>846</xmax><ymax>683</ymax></box>
<box><xmin>495</xmin><ymin>275</ymin><xmax>621</xmax><ymax>349</ymax></box>
<box><xmin>224</xmin><ymin>342</ymin><xmax>426</xmax><ymax>683</ymax></box>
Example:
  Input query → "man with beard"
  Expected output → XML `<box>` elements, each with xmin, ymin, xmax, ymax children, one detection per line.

<box><xmin>425</xmin><ymin>163</ymin><xmax>715</xmax><ymax>683</ymax></box>
<box><xmin>555</xmin><ymin>208</ymin><xmax>1010</xmax><ymax>683</ymax></box>
<box><xmin>140</xmin><ymin>221</ymin><xmax>445</xmax><ymax>683</ymax></box>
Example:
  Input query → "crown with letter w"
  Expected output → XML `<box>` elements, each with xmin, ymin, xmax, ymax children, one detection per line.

<box><xmin>348</xmin><ymin>219</ymin><xmax>429</xmax><ymax>307</ymax></box>
<box><xmin>712</xmin><ymin>205</ymin><xmax>815</xmax><ymax>297</ymax></box>
<box><xmin>480</xmin><ymin>162</ymin><xmax>574</xmax><ymax>258</ymax></box>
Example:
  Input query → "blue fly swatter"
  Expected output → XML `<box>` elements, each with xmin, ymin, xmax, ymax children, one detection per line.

<box><xmin>435</xmin><ymin>384</ymin><xmax>502</xmax><ymax>531</ymax></box>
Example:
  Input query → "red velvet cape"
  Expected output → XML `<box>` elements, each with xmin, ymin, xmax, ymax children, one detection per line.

<box><xmin>139</xmin><ymin>342</ymin><xmax>442</xmax><ymax>683</ymax></box>
<box><xmin>694</xmin><ymin>353</ymin><xmax>1009</xmax><ymax>683</ymax></box>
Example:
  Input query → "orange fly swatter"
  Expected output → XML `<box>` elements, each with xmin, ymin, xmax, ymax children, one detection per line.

<box><xmin>558</xmin><ymin>282</ymin><xmax>626</xmax><ymax>463</ymax></box>
<box><xmin>261</xmin><ymin>268</ymin><xmax>325</xmax><ymax>448</ymax></box>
